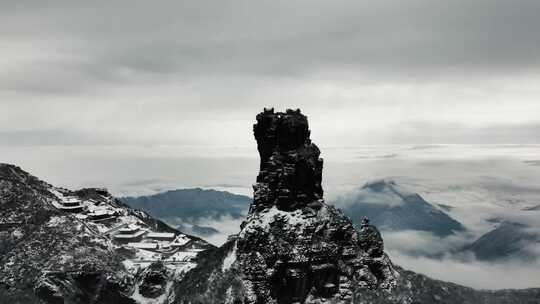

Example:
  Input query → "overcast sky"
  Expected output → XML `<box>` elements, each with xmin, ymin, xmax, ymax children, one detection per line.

<box><xmin>1</xmin><ymin>0</ymin><xmax>540</xmax><ymax>148</ymax></box>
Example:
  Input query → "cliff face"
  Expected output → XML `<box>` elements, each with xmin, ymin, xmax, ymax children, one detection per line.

<box><xmin>240</xmin><ymin>108</ymin><xmax>397</xmax><ymax>303</ymax></box>
<box><xmin>174</xmin><ymin>109</ymin><xmax>397</xmax><ymax>304</ymax></box>
<box><xmin>251</xmin><ymin>108</ymin><xmax>323</xmax><ymax>212</ymax></box>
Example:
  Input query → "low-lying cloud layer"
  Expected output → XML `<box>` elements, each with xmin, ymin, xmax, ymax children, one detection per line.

<box><xmin>390</xmin><ymin>252</ymin><xmax>540</xmax><ymax>290</ymax></box>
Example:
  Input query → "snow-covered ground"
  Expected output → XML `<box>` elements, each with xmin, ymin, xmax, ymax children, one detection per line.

<box><xmin>44</xmin><ymin>185</ymin><xmax>206</xmax><ymax>303</ymax></box>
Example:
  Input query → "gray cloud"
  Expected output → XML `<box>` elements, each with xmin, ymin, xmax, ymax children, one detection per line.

<box><xmin>1</xmin><ymin>0</ymin><xmax>540</xmax><ymax>148</ymax></box>
<box><xmin>4</xmin><ymin>0</ymin><xmax>540</xmax><ymax>80</ymax></box>
<box><xmin>382</xmin><ymin>122</ymin><xmax>540</xmax><ymax>145</ymax></box>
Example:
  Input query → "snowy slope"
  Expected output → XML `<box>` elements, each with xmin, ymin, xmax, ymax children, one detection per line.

<box><xmin>0</xmin><ymin>163</ymin><xmax>212</xmax><ymax>304</ymax></box>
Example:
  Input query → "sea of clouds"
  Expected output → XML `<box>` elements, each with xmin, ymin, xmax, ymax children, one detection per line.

<box><xmin>3</xmin><ymin>144</ymin><xmax>540</xmax><ymax>289</ymax></box>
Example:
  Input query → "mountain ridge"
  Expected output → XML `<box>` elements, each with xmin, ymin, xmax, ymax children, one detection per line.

<box><xmin>120</xmin><ymin>188</ymin><xmax>250</xmax><ymax>221</ymax></box>
<box><xmin>462</xmin><ymin>221</ymin><xmax>540</xmax><ymax>262</ymax></box>
<box><xmin>334</xmin><ymin>179</ymin><xmax>466</xmax><ymax>237</ymax></box>
<box><xmin>0</xmin><ymin>163</ymin><xmax>212</xmax><ymax>304</ymax></box>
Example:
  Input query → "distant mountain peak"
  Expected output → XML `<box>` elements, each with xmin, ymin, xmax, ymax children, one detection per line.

<box><xmin>361</xmin><ymin>179</ymin><xmax>417</xmax><ymax>200</ymax></box>
<box><xmin>523</xmin><ymin>204</ymin><xmax>540</xmax><ymax>211</ymax></box>
<box><xmin>462</xmin><ymin>221</ymin><xmax>540</xmax><ymax>261</ymax></box>
<box><xmin>335</xmin><ymin>179</ymin><xmax>466</xmax><ymax>237</ymax></box>
<box><xmin>362</xmin><ymin>179</ymin><xmax>397</xmax><ymax>190</ymax></box>
<box><xmin>120</xmin><ymin>188</ymin><xmax>251</xmax><ymax>227</ymax></box>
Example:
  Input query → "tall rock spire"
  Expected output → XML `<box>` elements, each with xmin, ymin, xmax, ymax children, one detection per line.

<box><xmin>173</xmin><ymin>109</ymin><xmax>397</xmax><ymax>304</ymax></box>
<box><xmin>252</xmin><ymin>108</ymin><xmax>323</xmax><ymax>212</ymax></box>
<box><xmin>235</xmin><ymin>109</ymin><xmax>397</xmax><ymax>303</ymax></box>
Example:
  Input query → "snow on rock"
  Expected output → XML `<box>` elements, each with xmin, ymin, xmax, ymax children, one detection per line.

<box><xmin>222</xmin><ymin>241</ymin><xmax>237</xmax><ymax>272</ymax></box>
<box><xmin>45</xmin><ymin>216</ymin><xmax>67</xmax><ymax>227</ymax></box>
<box><xmin>11</xmin><ymin>228</ymin><xmax>24</xmax><ymax>239</ymax></box>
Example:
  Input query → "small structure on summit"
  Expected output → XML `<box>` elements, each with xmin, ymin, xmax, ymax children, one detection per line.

<box><xmin>87</xmin><ymin>209</ymin><xmax>116</xmax><ymax>221</ymax></box>
<box><xmin>55</xmin><ymin>196</ymin><xmax>84</xmax><ymax>213</ymax></box>
<box><xmin>113</xmin><ymin>225</ymin><xmax>146</xmax><ymax>244</ymax></box>
<box><xmin>118</xmin><ymin>225</ymin><xmax>140</xmax><ymax>234</ymax></box>
<box><xmin>146</xmin><ymin>232</ymin><xmax>176</xmax><ymax>242</ymax></box>
<box><xmin>127</xmin><ymin>242</ymin><xmax>158</xmax><ymax>250</ymax></box>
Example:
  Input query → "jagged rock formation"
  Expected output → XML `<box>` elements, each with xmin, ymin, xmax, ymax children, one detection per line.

<box><xmin>173</xmin><ymin>109</ymin><xmax>540</xmax><ymax>304</ymax></box>
<box><xmin>174</xmin><ymin>109</ymin><xmax>398</xmax><ymax>303</ymax></box>
<box><xmin>137</xmin><ymin>262</ymin><xmax>169</xmax><ymax>298</ymax></box>
<box><xmin>252</xmin><ymin>108</ymin><xmax>323</xmax><ymax>212</ymax></box>
<box><xmin>239</xmin><ymin>108</ymin><xmax>397</xmax><ymax>302</ymax></box>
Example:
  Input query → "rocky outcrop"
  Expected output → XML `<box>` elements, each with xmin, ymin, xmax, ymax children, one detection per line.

<box><xmin>252</xmin><ymin>108</ymin><xmax>323</xmax><ymax>212</ymax></box>
<box><xmin>138</xmin><ymin>262</ymin><xmax>168</xmax><ymax>298</ymax></box>
<box><xmin>238</xmin><ymin>109</ymin><xmax>397</xmax><ymax>303</ymax></box>
<box><xmin>174</xmin><ymin>109</ymin><xmax>397</xmax><ymax>304</ymax></box>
